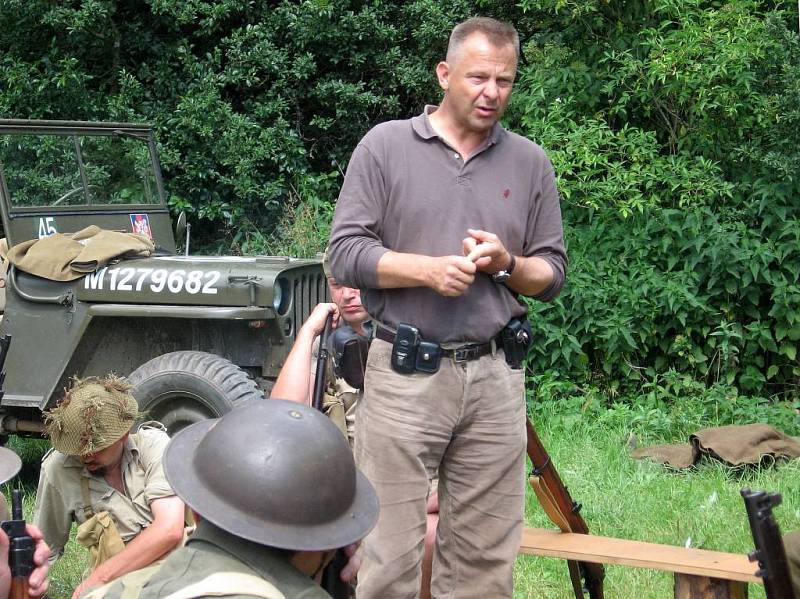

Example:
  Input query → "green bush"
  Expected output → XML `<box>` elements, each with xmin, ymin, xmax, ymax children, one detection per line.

<box><xmin>2</xmin><ymin>0</ymin><xmax>798</xmax><ymax>398</ymax></box>
<box><xmin>509</xmin><ymin>0</ymin><xmax>800</xmax><ymax>397</ymax></box>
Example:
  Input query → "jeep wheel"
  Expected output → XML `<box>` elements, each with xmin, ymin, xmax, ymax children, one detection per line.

<box><xmin>128</xmin><ymin>351</ymin><xmax>264</xmax><ymax>435</ymax></box>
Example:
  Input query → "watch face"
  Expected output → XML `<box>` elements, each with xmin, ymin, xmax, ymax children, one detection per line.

<box><xmin>492</xmin><ymin>271</ymin><xmax>510</xmax><ymax>283</ymax></box>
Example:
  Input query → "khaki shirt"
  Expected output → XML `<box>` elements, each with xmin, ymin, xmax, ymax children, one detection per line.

<box><xmin>82</xmin><ymin>520</ymin><xmax>330</xmax><ymax>599</ymax></box>
<box><xmin>310</xmin><ymin>337</ymin><xmax>361</xmax><ymax>447</ymax></box>
<box><xmin>34</xmin><ymin>427</ymin><xmax>174</xmax><ymax>560</ymax></box>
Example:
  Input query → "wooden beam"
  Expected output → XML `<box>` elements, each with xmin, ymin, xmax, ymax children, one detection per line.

<box><xmin>519</xmin><ymin>528</ymin><xmax>761</xmax><ymax>584</ymax></box>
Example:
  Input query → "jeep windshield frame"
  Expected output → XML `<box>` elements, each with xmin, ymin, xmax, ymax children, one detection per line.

<box><xmin>0</xmin><ymin>120</ymin><xmax>171</xmax><ymax>247</ymax></box>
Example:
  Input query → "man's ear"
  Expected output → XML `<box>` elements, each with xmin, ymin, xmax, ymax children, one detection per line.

<box><xmin>435</xmin><ymin>61</ymin><xmax>450</xmax><ymax>91</ymax></box>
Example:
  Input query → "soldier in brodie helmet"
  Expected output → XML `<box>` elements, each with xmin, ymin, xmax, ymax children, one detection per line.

<box><xmin>81</xmin><ymin>399</ymin><xmax>380</xmax><ymax>599</ymax></box>
<box><xmin>272</xmin><ymin>250</ymin><xmax>440</xmax><ymax>598</ymax></box>
<box><xmin>33</xmin><ymin>376</ymin><xmax>186</xmax><ymax>598</ymax></box>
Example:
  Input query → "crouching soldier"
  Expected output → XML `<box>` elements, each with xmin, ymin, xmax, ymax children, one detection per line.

<box><xmin>33</xmin><ymin>376</ymin><xmax>185</xmax><ymax>598</ymax></box>
<box><xmin>81</xmin><ymin>399</ymin><xmax>380</xmax><ymax>598</ymax></box>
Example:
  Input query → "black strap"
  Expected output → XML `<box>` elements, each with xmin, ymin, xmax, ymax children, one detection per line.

<box><xmin>375</xmin><ymin>326</ymin><xmax>494</xmax><ymax>362</ymax></box>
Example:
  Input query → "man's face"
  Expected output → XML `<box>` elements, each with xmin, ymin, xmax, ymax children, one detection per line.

<box><xmin>328</xmin><ymin>278</ymin><xmax>368</xmax><ymax>327</ymax></box>
<box><xmin>436</xmin><ymin>33</ymin><xmax>517</xmax><ymax>136</ymax></box>
<box><xmin>81</xmin><ymin>433</ymin><xmax>128</xmax><ymax>475</ymax></box>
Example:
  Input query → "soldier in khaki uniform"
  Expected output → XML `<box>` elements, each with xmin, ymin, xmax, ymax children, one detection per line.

<box><xmin>82</xmin><ymin>399</ymin><xmax>380</xmax><ymax>599</ymax></box>
<box><xmin>271</xmin><ymin>252</ymin><xmax>368</xmax><ymax>446</ymax></box>
<box><xmin>33</xmin><ymin>376</ymin><xmax>186</xmax><ymax>598</ymax></box>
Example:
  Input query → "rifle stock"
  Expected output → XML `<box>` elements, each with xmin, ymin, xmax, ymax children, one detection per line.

<box><xmin>311</xmin><ymin>313</ymin><xmax>352</xmax><ymax>599</ymax></box>
<box><xmin>2</xmin><ymin>490</ymin><xmax>33</xmax><ymax>599</ymax></box>
<box><xmin>312</xmin><ymin>316</ymin><xmax>333</xmax><ymax>412</ymax></box>
<box><xmin>526</xmin><ymin>418</ymin><xmax>604</xmax><ymax>599</ymax></box>
<box><xmin>0</xmin><ymin>337</ymin><xmax>27</xmax><ymax>598</ymax></box>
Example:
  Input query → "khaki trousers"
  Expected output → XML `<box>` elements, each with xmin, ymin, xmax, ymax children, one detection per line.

<box><xmin>355</xmin><ymin>339</ymin><xmax>527</xmax><ymax>599</ymax></box>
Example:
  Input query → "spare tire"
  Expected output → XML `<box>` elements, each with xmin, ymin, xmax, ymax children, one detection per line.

<box><xmin>128</xmin><ymin>351</ymin><xmax>264</xmax><ymax>435</ymax></box>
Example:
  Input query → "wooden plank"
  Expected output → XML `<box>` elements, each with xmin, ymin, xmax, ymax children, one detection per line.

<box><xmin>519</xmin><ymin>528</ymin><xmax>761</xmax><ymax>584</ymax></box>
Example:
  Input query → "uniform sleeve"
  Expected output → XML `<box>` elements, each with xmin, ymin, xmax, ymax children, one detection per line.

<box><xmin>523</xmin><ymin>154</ymin><xmax>567</xmax><ymax>302</ymax></box>
<box><xmin>137</xmin><ymin>429</ymin><xmax>176</xmax><ymax>505</ymax></box>
<box><xmin>33</xmin><ymin>456</ymin><xmax>72</xmax><ymax>562</ymax></box>
<box><xmin>328</xmin><ymin>139</ymin><xmax>390</xmax><ymax>289</ymax></box>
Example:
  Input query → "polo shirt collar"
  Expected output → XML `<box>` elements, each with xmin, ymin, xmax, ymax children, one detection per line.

<box><xmin>411</xmin><ymin>105</ymin><xmax>505</xmax><ymax>146</ymax></box>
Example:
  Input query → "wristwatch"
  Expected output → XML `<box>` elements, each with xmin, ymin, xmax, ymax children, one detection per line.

<box><xmin>491</xmin><ymin>254</ymin><xmax>516</xmax><ymax>283</ymax></box>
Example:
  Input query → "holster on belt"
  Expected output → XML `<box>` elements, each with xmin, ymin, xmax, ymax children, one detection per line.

<box><xmin>75</xmin><ymin>510</ymin><xmax>125</xmax><ymax>572</ymax></box>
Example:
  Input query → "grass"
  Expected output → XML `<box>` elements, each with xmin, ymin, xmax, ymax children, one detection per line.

<box><xmin>5</xmin><ymin>399</ymin><xmax>798</xmax><ymax>598</ymax></box>
<box><xmin>512</xmin><ymin>400</ymin><xmax>799</xmax><ymax>598</ymax></box>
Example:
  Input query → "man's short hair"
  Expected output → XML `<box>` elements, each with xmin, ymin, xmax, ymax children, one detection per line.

<box><xmin>447</xmin><ymin>17</ymin><xmax>519</xmax><ymax>62</ymax></box>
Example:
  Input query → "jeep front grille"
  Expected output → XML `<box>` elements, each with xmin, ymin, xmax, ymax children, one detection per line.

<box><xmin>291</xmin><ymin>271</ymin><xmax>328</xmax><ymax>340</ymax></box>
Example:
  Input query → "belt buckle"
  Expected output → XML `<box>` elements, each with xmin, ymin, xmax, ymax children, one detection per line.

<box><xmin>453</xmin><ymin>346</ymin><xmax>476</xmax><ymax>363</ymax></box>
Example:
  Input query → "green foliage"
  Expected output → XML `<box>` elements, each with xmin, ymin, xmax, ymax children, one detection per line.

<box><xmin>509</xmin><ymin>0</ymin><xmax>800</xmax><ymax>397</ymax></box>
<box><xmin>2</xmin><ymin>0</ymin><xmax>799</xmax><ymax>397</ymax></box>
<box><xmin>0</xmin><ymin>0</ymin><xmax>488</xmax><ymax>243</ymax></box>
<box><xmin>525</xmin><ymin>204</ymin><xmax>800</xmax><ymax>397</ymax></box>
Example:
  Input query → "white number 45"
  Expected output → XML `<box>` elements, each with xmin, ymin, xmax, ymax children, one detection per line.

<box><xmin>37</xmin><ymin>217</ymin><xmax>57</xmax><ymax>239</ymax></box>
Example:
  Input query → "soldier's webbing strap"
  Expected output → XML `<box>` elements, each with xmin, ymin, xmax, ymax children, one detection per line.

<box><xmin>530</xmin><ymin>474</ymin><xmax>586</xmax><ymax>599</ymax></box>
<box><xmin>81</xmin><ymin>476</ymin><xmax>94</xmax><ymax>519</ymax></box>
<box><xmin>77</xmin><ymin>476</ymin><xmax>126</xmax><ymax>571</ymax></box>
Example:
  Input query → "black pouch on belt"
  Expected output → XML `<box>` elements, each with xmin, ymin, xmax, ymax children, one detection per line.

<box><xmin>500</xmin><ymin>317</ymin><xmax>532</xmax><ymax>369</ymax></box>
<box><xmin>329</xmin><ymin>325</ymin><xmax>370</xmax><ymax>389</ymax></box>
<box><xmin>414</xmin><ymin>341</ymin><xmax>441</xmax><ymax>374</ymax></box>
<box><xmin>391</xmin><ymin>323</ymin><xmax>420</xmax><ymax>374</ymax></box>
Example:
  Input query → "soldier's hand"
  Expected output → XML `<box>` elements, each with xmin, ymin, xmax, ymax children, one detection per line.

<box><xmin>427</xmin><ymin>256</ymin><xmax>477</xmax><ymax>297</ymax></box>
<box><xmin>463</xmin><ymin>229</ymin><xmax>512</xmax><ymax>274</ymax></box>
<box><xmin>301</xmin><ymin>303</ymin><xmax>340</xmax><ymax>337</ymax></box>
<box><xmin>27</xmin><ymin>525</ymin><xmax>50</xmax><ymax>598</ymax></box>
<box><xmin>339</xmin><ymin>542</ymin><xmax>361</xmax><ymax>583</ymax></box>
<box><xmin>0</xmin><ymin>524</ymin><xmax>50</xmax><ymax>599</ymax></box>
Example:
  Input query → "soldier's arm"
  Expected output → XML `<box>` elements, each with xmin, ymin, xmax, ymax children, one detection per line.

<box><xmin>71</xmin><ymin>495</ymin><xmax>185</xmax><ymax>599</ymax></box>
<box><xmin>32</xmin><ymin>458</ymin><xmax>71</xmax><ymax>563</ymax></box>
<box><xmin>270</xmin><ymin>303</ymin><xmax>338</xmax><ymax>405</ymax></box>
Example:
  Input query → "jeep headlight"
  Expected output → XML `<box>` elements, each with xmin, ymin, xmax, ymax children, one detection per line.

<box><xmin>273</xmin><ymin>277</ymin><xmax>290</xmax><ymax>315</ymax></box>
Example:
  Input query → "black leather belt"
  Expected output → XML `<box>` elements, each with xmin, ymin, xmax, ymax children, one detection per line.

<box><xmin>375</xmin><ymin>326</ymin><xmax>494</xmax><ymax>362</ymax></box>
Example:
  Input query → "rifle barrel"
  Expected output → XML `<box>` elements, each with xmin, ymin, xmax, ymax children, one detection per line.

<box><xmin>526</xmin><ymin>418</ymin><xmax>604</xmax><ymax>599</ymax></box>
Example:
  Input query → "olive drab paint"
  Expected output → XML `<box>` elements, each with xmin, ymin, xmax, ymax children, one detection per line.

<box><xmin>0</xmin><ymin>119</ymin><xmax>327</xmax><ymax>431</ymax></box>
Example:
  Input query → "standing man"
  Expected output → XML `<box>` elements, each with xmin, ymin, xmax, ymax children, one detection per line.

<box><xmin>34</xmin><ymin>376</ymin><xmax>186</xmax><ymax>598</ymax></box>
<box><xmin>328</xmin><ymin>16</ymin><xmax>567</xmax><ymax>599</ymax></box>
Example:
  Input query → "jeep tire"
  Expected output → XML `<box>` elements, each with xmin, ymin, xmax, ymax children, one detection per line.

<box><xmin>128</xmin><ymin>351</ymin><xmax>264</xmax><ymax>435</ymax></box>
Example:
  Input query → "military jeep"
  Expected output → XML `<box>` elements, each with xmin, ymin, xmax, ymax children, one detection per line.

<box><xmin>0</xmin><ymin>119</ymin><xmax>326</xmax><ymax>435</ymax></box>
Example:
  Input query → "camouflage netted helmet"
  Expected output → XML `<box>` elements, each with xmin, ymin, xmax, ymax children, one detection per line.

<box><xmin>164</xmin><ymin>399</ymin><xmax>379</xmax><ymax>551</ymax></box>
<box><xmin>321</xmin><ymin>247</ymin><xmax>333</xmax><ymax>278</ymax></box>
<box><xmin>44</xmin><ymin>376</ymin><xmax>138</xmax><ymax>456</ymax></box>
